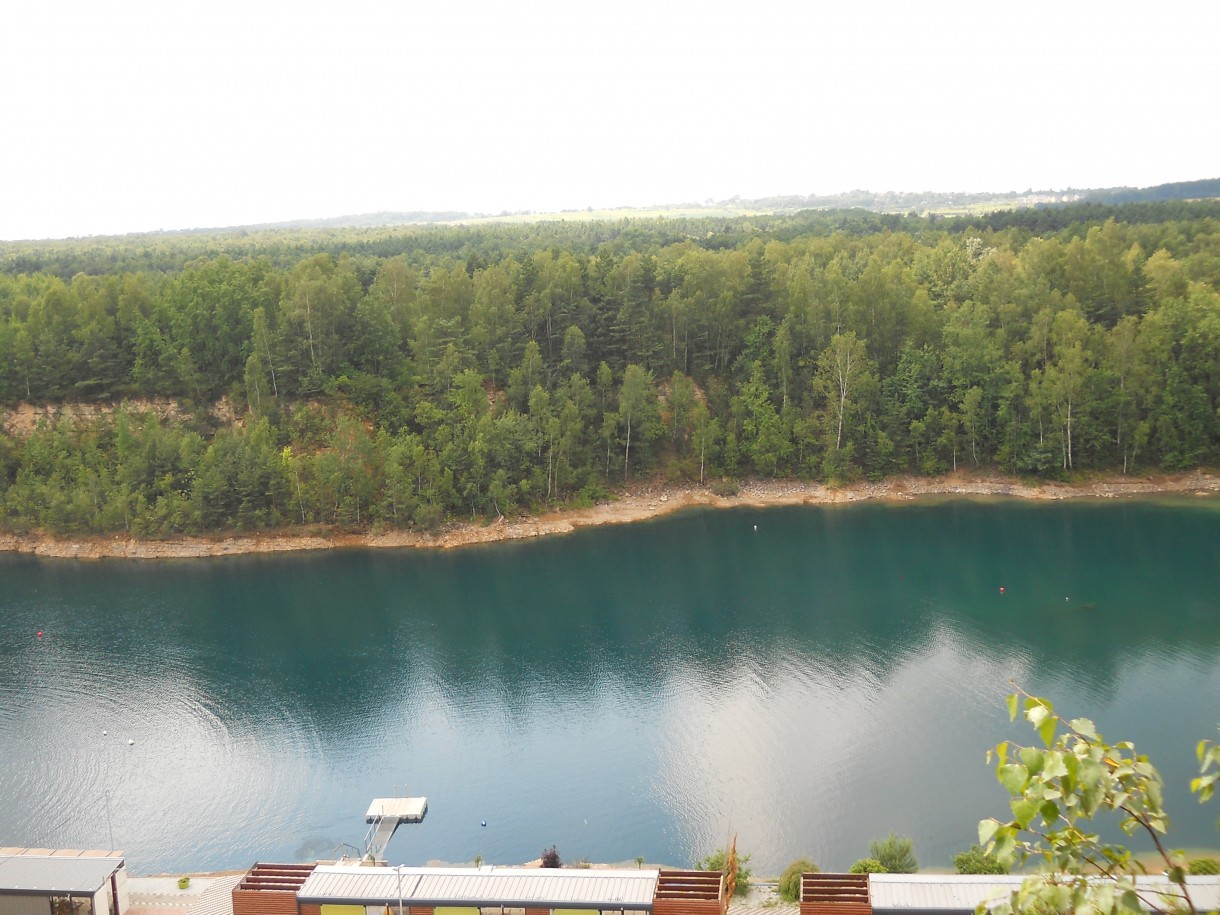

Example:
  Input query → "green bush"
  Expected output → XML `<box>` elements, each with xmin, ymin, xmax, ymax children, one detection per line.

<box><xmin>413</xmin><ymin>501</ymin><xmax>445</xmax><ymax>530</ymax></box>
<box><xmin>869</xmin><ymin>833</ymin><xmax>918</xmax><ymax>873</ymax></box>
<box><xmin>710</xmin><ymin>479</ymin><xmax>739</xmax><ymax>497</ymax></box>
<box><xmin>177</xmin><ymin>877</ymin><xmax>190</xmax><ymax>890</ymax></box>
<box><xmin>848</xmin><ymin>858</ymin><xmax>888</xmax><ymax>874</ymax></box>
<box><xmin>778</xmin><ymin>859</ymin><xmax>819</xmax><ymax>902</ymax></box>
<box><xmin>1189</xmin><ymin>858</ymin><xmax>1220</xmax><ymax>875</ymax></box>
<box><xmin>573</xmin><ymin>483</ymin><xmax>610</xmax><ymax>508</ymax></box>
<box><xmin>696</xmin><ymin>847</ymin><xmax>752</xmax><ymax>896</ymax></box>
<box><xmin>953</xmin><ymin>845</ymin><xmax>1007</xmax><ymax>875</ymax></box>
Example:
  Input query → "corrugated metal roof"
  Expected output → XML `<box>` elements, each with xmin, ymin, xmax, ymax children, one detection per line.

<box><xmin>869</xmin><ymin>874</ymin><xmax>1022</xmax><ymax>910</ymax></box>
<box><xmin>299</xmin><ymin>866</ymin><xmax>659</xmax><ymax>909</ymax></box>
<box><xmin>0</xmin><ymin>855</ymin><xmax>125</xmax><ymax>895</ymax></box>
<box><xmin>869</xmin><ymin>873</ymin><xmax>1220</xmax><ymax>912</ymax></box>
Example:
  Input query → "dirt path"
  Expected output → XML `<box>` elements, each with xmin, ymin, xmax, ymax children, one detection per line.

<box><xmin>1</xmin><ymin>471</ymin><xmax>1216</xmax><ymax>560</ymax></box>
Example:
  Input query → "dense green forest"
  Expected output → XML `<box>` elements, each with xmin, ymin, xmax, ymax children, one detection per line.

<box><xmin>1</xmin><ymin>202</ymin><xmax>1218</xmax><ymax>537</ymax></box>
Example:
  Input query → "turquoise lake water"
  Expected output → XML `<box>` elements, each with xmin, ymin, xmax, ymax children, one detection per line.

<box><xmin>1</xmin><ymin>499</ymin><xmax>1218</xmax><ymax>875</ymax></box>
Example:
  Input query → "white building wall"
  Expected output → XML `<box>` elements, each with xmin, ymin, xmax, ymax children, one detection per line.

<box><xmin>114</xmin><ymin>869</ymin><xmax>129</xmax><ymax>915</ymax></box>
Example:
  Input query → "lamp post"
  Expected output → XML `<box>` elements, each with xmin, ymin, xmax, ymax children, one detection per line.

<box><xmin>104</xmin><ymin>789</ymin><xmax>114</xmax><ymax>850</ymax></box>
<box><xmin>97</xmin><ymin>730</ymin><xmax>123</xmax><ymax>852</ymax></box>
<box><xmin>396</xmin><ymin>864</ymin><xmax>403</xmax><ymax>915</ymax></box>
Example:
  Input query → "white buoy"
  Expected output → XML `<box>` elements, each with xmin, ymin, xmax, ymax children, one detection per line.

<box><xmin>102</xmin><ymin>730</ymin><xmax>107</xmax><ymax>736</ymax></box>
<box><xmin>127</xmin><ymin>739</ymin><xmax>134</xmax><ymax>745</ymax></box>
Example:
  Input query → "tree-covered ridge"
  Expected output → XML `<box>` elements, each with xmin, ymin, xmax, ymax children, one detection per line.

<box><xmin>0</xmin><ymin>204</ymin><xmax>1218</xmax><ymax>536</ymax></box>
<box><xmin>1084</xmin><ymin>177</ymin><xmax>1220</xmax><ymax>205</ymax></box>
<box><xmin>4</xmin><ymin>200</ymin><xmax>1220</xmax><ymax>280</ymax></box>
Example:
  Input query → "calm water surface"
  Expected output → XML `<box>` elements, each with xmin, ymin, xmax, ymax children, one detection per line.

<box><xmin>1</xmin><ymin>499</ymin><xmax>1219</xmax><ymax>874</ymax></box>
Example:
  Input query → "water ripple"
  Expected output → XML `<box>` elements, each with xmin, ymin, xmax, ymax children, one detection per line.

<box><xmin>2</xmin><ymin>501</ymin><xmax>1219</xmax><ymax>873</ymax></box>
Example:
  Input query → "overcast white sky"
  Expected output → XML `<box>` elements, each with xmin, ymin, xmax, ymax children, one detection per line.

<box><xmin>2</xmin><ymin>0</ymin><xmax>1217</xmax><ymax>240</ymax></box>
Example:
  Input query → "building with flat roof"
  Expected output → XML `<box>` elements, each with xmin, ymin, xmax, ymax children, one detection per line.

<box><xmin>0</xmin><ymin>849</ymin><xmax>127</xmax><ymax>915</ymax></box>
<box><xmin>801</xmin><ymin>872</ymin><xmax>1220</xmax><ymax>915</ymax></box>
<box><xmin>233</xmin><ymin>865</ymin><xmax>726</xmax><ymax>915</ymax></box>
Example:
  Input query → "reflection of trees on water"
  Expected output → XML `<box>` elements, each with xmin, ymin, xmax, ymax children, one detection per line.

<box><xmin>5</xmin><ymin>500</ymin><xmax>1218</xmax><ymax>728</ymax></box>
<box><xmin>4</xmin><ymin>501</ymin><xmax>1220</xmax><ymax>871</ymax></box>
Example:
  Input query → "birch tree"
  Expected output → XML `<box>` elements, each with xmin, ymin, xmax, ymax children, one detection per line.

<box><xmin>815</xmin><ymin>331</ymin><xmax>876</xmax><ymax>454</ymax></box>
<box><xmin>978</xmin><ymin>689</ymin><xmax>1220</xmax><ymax>915</ymax></box>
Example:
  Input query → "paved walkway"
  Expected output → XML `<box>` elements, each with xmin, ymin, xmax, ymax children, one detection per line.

<box><xmin>732</xmin><ymin>901</ymin><xmax>798</xmax><ymax>915</ymax></box>
<box><xmin>727</xmin><ymin>883</ymin><xmax>798</xmax><ymax>915</ymax></box>
<box><xmin>128</xmin><ymin>874</ymin><xmax>244</xmax><ymax>915</ymax></box>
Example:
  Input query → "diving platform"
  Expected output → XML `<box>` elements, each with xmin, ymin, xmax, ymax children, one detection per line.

<box><xmin>364</xmin><ymin>796</ymin><xmax>427</xmax><ymax>862</ymax></box>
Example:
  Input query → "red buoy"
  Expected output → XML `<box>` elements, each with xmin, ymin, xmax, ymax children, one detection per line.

<box><xmin>999</xmin><ymin>587</ymin><xmax>1005</xmax><ymax>593</ymax></box>
<box><xmin>36</xmin><ymin>631</ymin><xmax>43</xmax><ymax>638</ymax></box>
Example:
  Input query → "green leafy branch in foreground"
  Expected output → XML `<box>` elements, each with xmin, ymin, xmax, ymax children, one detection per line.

<box><xmin>977</xmin><ymin>688</ymin><xmax>1220</xmax><ymax>915</ymax></box>
<box><xmin>1191</xmin><ymin>734</ymin><xmax>1220</xmax><ymax>806</ymax></box>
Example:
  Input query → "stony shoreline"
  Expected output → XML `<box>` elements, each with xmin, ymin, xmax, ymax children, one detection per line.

<box><xmin>1</xmin><ymin>471</ymin><xmax>1216</xmax><ymax>560</ymax></box>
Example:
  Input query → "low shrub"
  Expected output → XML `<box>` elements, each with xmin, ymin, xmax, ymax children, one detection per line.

<box><xmin>696</xmin><ymin>847</ymin><xmax>752</xmax><ymax>896</ymax></box>
<box><xmin>413</xmin><ymin>501</ymin><xmax>445</xmax><ymax>530</ymax></box>
<box><xmin>778</xmin><ymin>859</ymin><xmax>819</xmax><ymax>902</ymax></box>
<box><xmin>869</xmin><ymin>833</ymin><xmax>918</xmax><ymax>873</ymax></box>
<box><xmin>848</xmin><ymin>858</ymin><xmax>887</xmax><ymax>874</ymax></box>
<box><xmin>953</xmin><ymin>845</ymin><xmax>1007</xmax><ymax>875</ymax></box>
<box><xmin>574</xmin><ymin>483</ymin><xmax>610</xmax><ymax>507</ymax></box>
<box><xmin>1189</xmin><ymin>858</ymin><xmax>1220</xmax><ymax>875</ymax></box>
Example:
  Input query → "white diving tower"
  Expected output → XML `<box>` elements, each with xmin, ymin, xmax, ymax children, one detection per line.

<box><xmin>364</xmin><ymin>794</ymin><xmax>428</xmax><ymax>862</ymax></box>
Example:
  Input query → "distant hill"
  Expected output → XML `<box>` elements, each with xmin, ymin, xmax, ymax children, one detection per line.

<box><xmin>8</xmin><ymin>179</ymin><xmax>1218</xmax><ymax>245</ymax></box>
<box><xmin>1081</xmin><ymin>178</ymin><xmax>1220</xmax><ymax>205</ymax></box>
<box><xmin>223</xmin><ymin>209</ymin><xmax>475</xmax><ymax>230</ymax></box>
<box><xmin>717</xmin><ymin>178</ymin><xmax>1220</xmax><ymax>216</ymax></box>
<box><xmin>246</xmin><ymin>178</ymin><xmax>1220</xmax><ymax>231</ymax></box>
<box><xmin>707</xmin><ymin>187</ymin><xmax>1082</xmax><ymax>215</ymax></box>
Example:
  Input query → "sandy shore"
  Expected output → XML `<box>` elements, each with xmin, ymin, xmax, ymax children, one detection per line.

<box><xmin>1</xmin><ymin>471</ymin><xmax>1216</xmax><ymax>560</ymax></box>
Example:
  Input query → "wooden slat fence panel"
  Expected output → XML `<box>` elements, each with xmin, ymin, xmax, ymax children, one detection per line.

<box><xmin>653</xmin><ymin>870</ymin><xmax>725</xmax><ymax>915</ymax></box>
<box><xmin>798</xmin><ymin>874</ymin><xmax>871</xmax><ymax>915</ymax></box>
<box><xmin>233</xmin><ymin>862</ymin><xmax>319</xmax><ymax>915</ymax></box>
